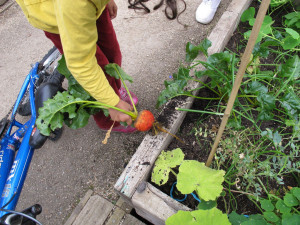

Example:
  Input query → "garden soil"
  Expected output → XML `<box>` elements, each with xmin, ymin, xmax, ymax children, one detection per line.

<box><xmin>1</xmin><ymin>0</ymin><xmax>231</xmax><ymax>224</ymax></box>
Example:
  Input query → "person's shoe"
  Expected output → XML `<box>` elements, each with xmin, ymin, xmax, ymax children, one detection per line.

<box><xmin>100</xmin><ymin>124</ymin><xmax>137</xmax><ymax>133</ymax></box>
<box><xmin>195</xmin><ymin>0</ymin><xmax>221</xmax><ymax>24</ymax></box>
<box><xmin>119</xmin><ymin>87</ymin><xmax>138</xmax><ymax>106</ymax></box>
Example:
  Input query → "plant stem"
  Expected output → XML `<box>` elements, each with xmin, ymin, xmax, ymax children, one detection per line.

<box><xmin>62</xmin><ymin>100</ymin><xmax>137</xmax><ymax>119</ymax></box>
<box><xmin>191</xmin><ymin>78</ymin><xmax>220</xmax><ymax>96</ymax></box>
<box><xmin>170</xmin><ymin>168</ymin><xmax>177</xmax><ymax>177</ymax></box>
<box><xmin>223</xmin><ymin>188</ymin><xmax>256</xmax><ymax>197</ymax></box>
<box><xmin>112</xmin><ymin>64</ymin><xmax>138</xmax><ymax>115</ymax></box>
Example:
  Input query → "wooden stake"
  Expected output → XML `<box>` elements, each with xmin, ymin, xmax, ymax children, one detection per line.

<box><xmin>206</xmin><ymin>0</ymin><xmax>271</xmax><ymax>167</ymax></box>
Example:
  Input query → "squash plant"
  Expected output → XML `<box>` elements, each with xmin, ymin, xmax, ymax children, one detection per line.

<box><xmin>151</xmin><ymin>148</ymin><xmax>230</xmax><ymax>224</ymax></box>
<box><xmin>152</xmin><ymin>148</ymin><xmax>300</xmax><ymax>224</ymax></box>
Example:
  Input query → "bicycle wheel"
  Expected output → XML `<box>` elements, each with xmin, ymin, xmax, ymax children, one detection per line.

<box><xmin>17</xmin><ymin>47</ymin><xmax>61</xmax><ymax>116</ymax></box>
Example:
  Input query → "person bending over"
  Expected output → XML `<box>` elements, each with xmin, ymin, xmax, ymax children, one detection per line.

<box><xmin>16</xmin><ymin>0</ymin><xmax>138</xmax><ymax>133</ymax></box>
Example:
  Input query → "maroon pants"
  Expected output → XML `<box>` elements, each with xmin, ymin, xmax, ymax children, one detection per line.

<box><xmin>44</xmin><ymin>8</ymin><xmax>122</xmax><ymax>129</ymax></box>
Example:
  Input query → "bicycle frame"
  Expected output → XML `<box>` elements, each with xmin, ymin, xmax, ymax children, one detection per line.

<box><xmin>0</xmin><ymin>63</ymin><xmax>39</xmax><ymax>217</ymax></box>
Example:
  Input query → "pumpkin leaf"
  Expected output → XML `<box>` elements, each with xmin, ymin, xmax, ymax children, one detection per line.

<box><xmin>151</xmin><ymin>148</ymin><xmax>184</xmax><ymax>186</ymax></box>
<box><xmin>177</xmin><ymin>160</ymin><xmax>225</xmax><ymax>201</ymax></box>
<box><xmin>166</xmin><ymin>208</ymin><xmax>231</xmax><ymax>225</ymax></box>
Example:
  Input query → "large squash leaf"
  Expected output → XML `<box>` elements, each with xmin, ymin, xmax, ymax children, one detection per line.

<box><xmin>166</xmin><ymin>208</ymin><xmax>231</xmax><ymax>225</ymax></box>
<box><xmin>151</xmin><ymin>148</ymin><xmax>184</xmax><ymax>186</ymax></box>
<box><xmin>177</xmin><ymin>160</ymin><xmax>225</xmax><ymax>201</ymax></box>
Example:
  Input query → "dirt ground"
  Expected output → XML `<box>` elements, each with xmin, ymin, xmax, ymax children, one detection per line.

<box><xmin>0</xmin><ymin>0</ymin><xmax>231</xmax><ymax>224</ymax></box>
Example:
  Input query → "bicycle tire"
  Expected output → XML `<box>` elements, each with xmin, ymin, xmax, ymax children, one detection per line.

<box><xmin>17</xmin><ymin>47</ymin><xmax>61</xmax><ymax>116</ymax></box>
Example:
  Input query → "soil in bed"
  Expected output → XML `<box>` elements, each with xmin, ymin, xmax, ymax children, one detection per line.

<box><xmin>150</xmin><ymin>1</ymin><xmax>299</xmax><ymax>216</ymax></box>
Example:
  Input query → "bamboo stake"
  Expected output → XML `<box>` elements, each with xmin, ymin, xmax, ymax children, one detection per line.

<box><xmin>206</xmin><ymin>0</ymin><xmax>271</xmax><ymax>167</ymax></box>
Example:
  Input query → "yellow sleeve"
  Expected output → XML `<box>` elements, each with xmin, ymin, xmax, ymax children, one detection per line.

<box><xmin>54</xmin><ymin>0</ymin><xmax>120</xmax><ymax>106</ymax></box>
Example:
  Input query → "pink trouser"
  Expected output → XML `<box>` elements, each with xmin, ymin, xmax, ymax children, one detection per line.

<box><xmin>44</xmin><ymin>8</ymin><xmax>122</xmax><ymax>129</ymax></box>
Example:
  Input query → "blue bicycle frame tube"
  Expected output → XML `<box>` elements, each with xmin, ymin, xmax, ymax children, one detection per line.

<box><xmin>0</xmin><ymin>63</ymin><xmax>39</xmax><ymax>217</ymax></box>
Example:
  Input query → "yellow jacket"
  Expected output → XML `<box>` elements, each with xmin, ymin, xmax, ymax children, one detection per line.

<box><xmin>16</xmin><ymin>0</ymin><xmax>120</xmax><ymax>107</ymax></box>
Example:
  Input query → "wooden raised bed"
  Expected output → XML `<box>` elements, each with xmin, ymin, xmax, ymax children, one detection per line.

<box><xmin>114</xmin><ymin>0</ymin><xmax>253</xmax><ymax>224</ymax></box>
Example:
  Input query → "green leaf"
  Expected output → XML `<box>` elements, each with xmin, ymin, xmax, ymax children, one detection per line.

<box><xmin>257</xmin><ymin>93</ymin><xmax>276</xmax><ymax>111</ymax></box>
<box><xmin>36</xmin><ymin>92</ymin><xmax>77</xmax><ymax>136</ymax></box>
<box><xmin>174</xmin><ymin>67</ymin><xmax>190</xmax><ymax>80</ymax></box>
<box><xmin>245</xmin><ymin>81</ymin><xmax>268</xmax><ymax>94</ymax></box>
<box><xmin>282</xmin><ymin>36</ymin><xmax>300</xmax><ymax>50</ymax></box>
<box><xmin>156</xmin><ymin>81</ymin><xmax>189</xmax><ymax>108</ymax></box>
<box><xmin>284</xmin><ymin>193</ymin><xmax>299</xmax><ymax>207</ymax></box>
<box><xmin>280</xmin><ymin>92</ymin><xmax>300</xmax><ymax>119</ymax></box>
<box><xmin>241</xmin><ymin>7</ymin><xmax>255</xmax><ymax>22</ymax></box>
<box><xmin>291</xmin><ymin>187</ymin><xmax>300</xmax><ymax>201</ymax></box>
<box><xmin>253</xmin><ymin>42</ymin><xmax>270</xmax><ymax>58</ymax></box>
<box><xmin>228</xmin><ymin>211</ymin><xmax>248</xmax><ymax>225</ymax></box>
<box><xmin>36</xmin><ymin>92</ymin><xmax>108</xmax><ymax>136</ymax></box>
<box><xmin>68</xmin><ymin>107</ymin><xmax>90</xmax><ymax>129</ymax></box>
<box><xmin>166</xmin><ymin>208</ymin><xmax>231</xmax><ymax>225</ymax></box>
<box><xmin>105</xmin><ymin>63</ymin><xmax>133</xmax><ymax>83</ymax></box>
<box><xmin>57</xmin><ymin>56</ymin><xmax>92</xmax><ymax>100</ymax></box>
<box><xmin>197</xmin><ymin>200</ymin><xmax>217</xmax><ymax>210</ymax></box>
<box><xmin>57</xmin><ymin>55</ymin><xmax>72</xmax><ymax>79</ymax></box>
<box><xmin>278</xmin><ymin>55</ymin><xmax>300</xmax><ymax>80</ymax></box>
<box><xmin>285</xmin><ymin>28</ymin><xmax>300</xmax><ymax>39</ymax></box>
<box><xmin>275</xmin><ymin>200</ymin><xmax>291</xmax><ymax>214</ymax></box>
<box><xmin>241</xmin><ymin>214</ymin><xmax>268</xmax><ymax>225</ymax></box>
<box><xmin>248</xmin><ymin>15</ymin><xmax>274</xmax><ymax>43</ymax></box>
<box><xmin>151</xmin><ymin>148</ymin><xmax>184</xmax><ymax>186</ymax></box>
<box><xmin>185</xmin><ymin>38</ymin><xmax>212</xmax><ymax>62</ymax></box>
<box><xmin>260</xmin><ymin>199</ymin><xmax>275</xmax><ymax>212</ymax></box>
<box><xmin>263</xmin><ymin>212</ymin><xmax>280</xmax><ymax>223</ymax></box>
<box><xmin>282</xmin><ymin>214</ymin><xmax>300</xmax><ymax>225</ymax></box>
<box><xmin>206</xmin><ymin>51</ymin><xmax>235</xmax><ymax>74</ymax></box>
<box><xmin>177</xmin><ymin>160</ymin><xmax>225</xmax><ymax>201</ymax></box>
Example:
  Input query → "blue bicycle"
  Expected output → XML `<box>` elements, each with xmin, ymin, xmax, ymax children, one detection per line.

<box><xmin>0</xmin><ymin>47</ymin><xmax>63</xmax><ymax>225</ymax></box>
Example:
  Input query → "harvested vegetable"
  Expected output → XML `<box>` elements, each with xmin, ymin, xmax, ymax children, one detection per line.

<box><xmin>134</xmin><ymin>110</ymin><xmax>155</xmax><ymax>131</ymax></box>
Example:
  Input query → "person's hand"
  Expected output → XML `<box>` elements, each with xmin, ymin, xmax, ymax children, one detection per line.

<box><xmin>108</xmin><ymin>99</ymin><xmax>133</xmax><ymax>125</ymax></box>
<box><xmin>107</xmin><ymin>0</ymin><xmax>118</xmax><ymax>19</ymax></box>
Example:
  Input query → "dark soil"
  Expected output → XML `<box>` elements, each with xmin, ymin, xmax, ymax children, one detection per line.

<box><xmin>149</xmin><ymin>0</ymin><xmax>299</xmax><ymax>216</ymax></box>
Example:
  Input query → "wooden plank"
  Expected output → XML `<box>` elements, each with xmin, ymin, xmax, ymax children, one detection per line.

<box><xmin>114</xmin><ymin>0</ymin><xmax>253</xmax><ymax>201</ymax></box>
<box><xmin>105</xmin><ymin>207</ymin><xmax>126</xmax><ymax>225</ymax></box>
<box><xmin>122</xmin><ymin>214</ymin><xmax>146</xmax><ymax>225</ymax></box>
<box><xmin>72</xmin><ymin>195</ymin><xmax>114</xmax><ymax>225</ymax></box>
<box><xmin>115</xmin><ymin>197</ymin><xmax>132</xmax><ymax>213</ymax></box>
<box><xmin>64</xmin><ymin>189</ymin><xmax>93</xmax><ymax>225</ymax></box>
<box><xmin>132</xmin><ymin>182</ymin><xmax>190</xmax><ymax>225</ymax></box>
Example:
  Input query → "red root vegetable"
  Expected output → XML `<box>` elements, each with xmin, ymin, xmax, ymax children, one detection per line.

<box><xmin>134</xmin><ymin>110</ymin><xmax>155</xmax><ymax>131</ymax></box>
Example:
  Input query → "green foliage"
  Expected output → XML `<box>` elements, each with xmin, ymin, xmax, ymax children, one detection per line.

<box><xmin>197</xmin><ymin>200</ymin><xmax>217</xmax><ymax>210</ymax></box>
<box><xmin>37</xmin><ymin>59</ymin><xmax>135</xmax><ymax>135</ymax></box>
<box><xmin>177</xmin><ymin>160</ymin><xmax>225</xmax><ymax>201</ymax></box>
<box><xmin>151</xmin><ymin>148</ymin><xmax>184</xmax><ymax>185</ymax></box>
<box><xmin>261</xmin><ymin>189</ymin><xmax>300</xmax><ymax>224</ymax></box>
<box><xmin>152</xmin><ymin>148</ymin><xmax>225</xmax><ymax>201</ymax></box>
<box><xmin>284</xmin><ymin>11</ymin><xmax>300</xmax><ymax>29</ymax></box>
<box><xmin>57</xmin><ymin>56</ymin><xmax>93</xmax><ymax>101</ymax></box>
<box><xmin>241</xmin><ymin>7</ymin><xmax>300</xmax><ymax>51</ymax></box>
<box><xmin>185</xmin><ymin>39</ymin><xmax>212</xmax><ymax>61</ymax></box>
<box><xmin>105</xmin><ymin>63</ymin><xmax>133</xmax><ymax>83</ymax></box>
<box><xmin>36</xmin><ymin>92</ymin><xmax>106</xmax><ymax>136</ymax></box>
<box><xmin>166</xmin><ymin>208</ymin><xmax>231</xmax><ymax>225</ymax></box>
<box><xmin>228</xmin><ymin>188</ymin><xmax>300</xmax><ymax>225</ymax></box>
<box><xmin>229</xmin><ymin>213</ymin><xmax>268</xmax><ymax>225</ymax></box>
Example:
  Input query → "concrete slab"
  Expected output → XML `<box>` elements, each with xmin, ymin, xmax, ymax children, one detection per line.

<box><xmin>0</xmin><ymin>0</ymin><xmax>232</xmax><ymax>224</ymax></box>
